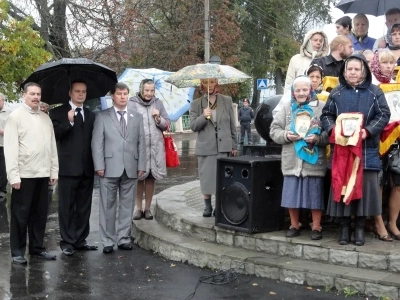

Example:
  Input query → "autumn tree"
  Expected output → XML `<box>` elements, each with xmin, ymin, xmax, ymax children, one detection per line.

<box><xmin>0</xmin><ymin>0</ymin><xmax>51</xmax><ymax>100</ymax></box>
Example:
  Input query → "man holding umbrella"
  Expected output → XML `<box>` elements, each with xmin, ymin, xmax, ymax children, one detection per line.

<box><xmin>50</xmin><ymin>79</ymin><xmax>97</xmax><ymax>256</ymax></box>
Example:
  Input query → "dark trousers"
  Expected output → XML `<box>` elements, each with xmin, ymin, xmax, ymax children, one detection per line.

<box><xmin>0</xmin><ymin>147</ymin><xmax>7</xmax><ymax>193</ymax></box>
<box><xmin>240</xmin><ymin>122</ymin><xmax>252</xmax><ymax>143</ymax></box>
<box><xmin>58</xmin><ymin>175</ymin><xmax>94</xmax><ymax>250</ymax></box>
<box><xmin>10</xmin><ymin>177</ymin><xmax>49</xmax><ymax>257</ymax></box>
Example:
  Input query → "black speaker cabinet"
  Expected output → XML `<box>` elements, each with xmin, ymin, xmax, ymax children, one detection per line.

<box><xmin>215</xmin><ymin>155</ymin><xmax>284</xmax><ymax>233</ymax></box>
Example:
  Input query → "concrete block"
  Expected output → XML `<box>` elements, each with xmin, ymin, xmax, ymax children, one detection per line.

<box><xmin>278</xmin><ymin>243</ymin><xmax>303</xmax><ymax>258</ymax></box>
<box><xmin>216</xmin><ymin>230</ymin><xmax>234</xmax><ymax>246</ymax></box>
<box><xmin>256</xmin><ymin>239</ymin><xmax>279</xmax><ymax>254</ymax></box>
<box><xmin>254</xmin><ymin>265</ymin><xmax>280</xmax><ymax>280</ymax></box>
<box><xmin>365</xmin><ymin>283</ymin><xmax>399</xmax><ymax>300</ymax></box>
<box><xmin>305</xmin><ymin>272</ymin><xmax>334</xmax><ymax>288</ymax></box>
<box><xmin>303</xmin><ymin>245</ymin><xmax>329</xmax><ymax>262</ymax></box>
<box><xmin>280</xmin><ymin>269</ymin><xmax>305</xmax><ymax>285</ymax></box>
<box><xmin>335</xmin><ymin>278</ymin><xmax>365</xmax><ymax>294</ymax></box>
<box><xmin>389</xmin><ymin>253</ymin><xmax>400</xmax><ymax>273</ymax></box>
<box><xmin>234</xmin><ymin>235</ymin><xmax>256</xmax><ymax>250</ymax></box>
<box><xmin>358</xmin><ymin>253</ymin><xmax>388</xmax><ymax>270</ymax></box>
<box><xmin>329</xmin><ymin>249</ymin><xmax>358</xmax><ymax>267</ymax></box>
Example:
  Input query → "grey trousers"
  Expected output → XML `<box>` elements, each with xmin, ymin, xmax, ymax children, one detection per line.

<box><xmin>99</xmin><ymin>171</ymin><xmax>137</xmax><ymax>247</ymax></box>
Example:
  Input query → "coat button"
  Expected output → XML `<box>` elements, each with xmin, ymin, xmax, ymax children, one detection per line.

<box><xmin>219</xmin><ymin>139</ymin><xmax>222</xmax><ymax>141</ymax></box>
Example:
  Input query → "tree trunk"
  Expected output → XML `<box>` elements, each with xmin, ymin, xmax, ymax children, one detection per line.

<box><xmin>275</xmin><ymin>69</ymin><xmax>284</xmax><ymax>95</ymax></box>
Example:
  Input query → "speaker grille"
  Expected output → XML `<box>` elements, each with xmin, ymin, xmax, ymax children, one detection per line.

<box><xmin>221</xmin><ymin>182</ymin><xmax>249</xmax><ymax>225</ymax></box>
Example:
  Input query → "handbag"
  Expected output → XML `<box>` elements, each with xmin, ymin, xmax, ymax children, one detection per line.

<box><xmin>164</xmin><ymin>131</ymin><xmax>180</xmax><ymax>168</ymax></box>
<box><xmin>388</xmin><ymin>144</ymin><xmax>400</xmax><ymax>174</ymax></box>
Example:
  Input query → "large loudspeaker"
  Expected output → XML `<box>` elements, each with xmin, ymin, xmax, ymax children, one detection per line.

<box><xmin>215</xmin><ymin>155</ymin><xmax>284</xmax><ymax>233</ymax></box>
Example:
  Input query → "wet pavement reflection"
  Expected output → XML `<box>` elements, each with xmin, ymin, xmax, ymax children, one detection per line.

<box><xmin>0</xmin><ymin>130</ymin><xmax>361</xmax><ymax>300</ymax></box>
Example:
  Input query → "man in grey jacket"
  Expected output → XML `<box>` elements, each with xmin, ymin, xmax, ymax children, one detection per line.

<box><xmin>92</xmin><ymin>82</ymin><xmax>146</xmax><ymax>254</ymax></box>
<box><xmin>238</xmin><ymin>99</ymin><xmax>254</xmax><ymax>144</ymax></box>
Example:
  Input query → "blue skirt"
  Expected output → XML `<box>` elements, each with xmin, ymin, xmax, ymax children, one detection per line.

<box><xmin>281</xmin><ymin>176</ymin><xmax>324</xmax><ymax>210</ymax></box>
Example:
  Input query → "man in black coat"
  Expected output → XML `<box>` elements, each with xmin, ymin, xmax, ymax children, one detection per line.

<box><xmin>50</xmin><ymin>79</ymin><xmax>97</xmax><ymax>256</ymax></box>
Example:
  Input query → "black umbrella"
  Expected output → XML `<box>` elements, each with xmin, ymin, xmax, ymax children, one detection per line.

<box><xmin>335</xmin><ymin>0</ymin><xmax>398</xmax><ymax>16</ymax></box>
<box><xmin>21</xmin><ymin>58</ymin><xmax>118</xmax><ymax>105</ymax></box>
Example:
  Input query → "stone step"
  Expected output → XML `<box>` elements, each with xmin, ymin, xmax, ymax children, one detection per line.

<box><xmin>153</xmin><ymin>181</ymin><xmax>400</xmax><ymax>275</ymax></box>
<box><xmin>132</xmin><ymin>216</ymin><xmax>400</xmax><ymax>300</ymax></box>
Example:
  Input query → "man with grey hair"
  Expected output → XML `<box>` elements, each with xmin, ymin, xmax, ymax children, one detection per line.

<box><xmin>0</xmin><ymin>93</ymin><xmax>12</xmax><ymax>202</ymax></box>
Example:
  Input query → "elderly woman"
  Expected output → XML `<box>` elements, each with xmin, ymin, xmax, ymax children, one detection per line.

<box><xmin>129</xmin><ymin>79</ymin><xmax>170</xmax><ymax>220</ymax></box>
<box><xmin>321</xmin><ymin>54</ymin><xmax>390</xmax><ymax>246</ymax></box>
<box><xmin>284</xmin><ymin>29</ymin><xmax>329</xmax><ymax>93</ymax></box>
<box><xmin>270</xmin><ymin>76</ymin><xmax>328</xmax><ymax>240</ymax></box>
<box><xmin>350</xmin><ymin>14</ymin><xmax>376</xmax><ymax>51</ymax></box>
<box><xmin>190</xmin><ymin>78</ymin><xmax>237</xmax><ymax>217</ymax></box>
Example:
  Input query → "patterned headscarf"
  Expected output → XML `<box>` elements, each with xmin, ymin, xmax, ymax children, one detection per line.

<box><xmin>387</xmin><ymin>24</ymin><xmax>400</xmax><ymax>51</ymax></box>
<box><xmin>290</xmin><ymin>76</ymin><xmax>321</xmax><ymax>165</ymax></box>
<box><xmin>200</xmin><ymin>78</ymin><xmax>220</xmax><ymax>96</ymax></box>
<box><xmin>138</xmin><ymin>79</ymin><xmax>155</xmax><ymax>100</ymax></box>
<box><xmin>370</xmin><ymin>51</ymin><xmax>394</xmax><ymax>84</ymax></box>
<box><xmin>344</xmin><ymin>57</ymin><xmax>367</xmax><ymax>86</ymax></box>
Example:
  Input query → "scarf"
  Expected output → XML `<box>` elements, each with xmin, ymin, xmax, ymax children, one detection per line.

<box><xmin>370</xmin><ymin>52</ymin><xmax>393</xmax><ymax>84</ymax></box>
<box><xmin>330</xmin><ymin>113</ymin><xmax>364</xmax><ymax>205</ymax></box>
<box><xmin>289</xmin><ymin>81</ymin><xmax>321</xmax><ymax>165</ymax></box>
<box><xmin>387</xmin><ymin>24</ymin><xmax>400</xmax><ymax>51</ymax></box>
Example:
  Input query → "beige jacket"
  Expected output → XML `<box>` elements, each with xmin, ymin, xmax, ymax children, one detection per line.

<box><xmin>4</xmin><ymin>105</ymin><xmax>58</xmax><ymax>184</ymax></box>
<box><xmin>284</xmin><ymin>29</ymin><xmax>329</xmax><ymax>93</ymax></box>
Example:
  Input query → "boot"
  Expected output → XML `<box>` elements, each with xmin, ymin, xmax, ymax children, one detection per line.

<box><xmin>203</xmin><ymin>198</ymin><xmax>212</xmax><ymax>217</ymax></box>
<box><xmin>354</xmin><ymin>217</ymin><xmax>366</xmax><ymax>246</ymax></box>
<box><xmin>339</xmin><ymin>217</ymin><xmax>351</xmax><ymax>245</ymax></box>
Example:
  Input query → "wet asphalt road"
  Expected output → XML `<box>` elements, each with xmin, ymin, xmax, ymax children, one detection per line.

<box><xmin>0</xmin><ymin>131</ymin><xmax>363</xmax><ymax>300</ymax></box>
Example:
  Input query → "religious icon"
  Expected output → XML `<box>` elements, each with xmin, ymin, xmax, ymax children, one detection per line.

<box><xmin>295</xmin><ymin>112</ymin><xmax>311</xmax><ymax>138</ymax></box>
<box><xmin>342</xmin><ymin>118</ymin><xmax>359</xmax><ymax>137</ymax></box>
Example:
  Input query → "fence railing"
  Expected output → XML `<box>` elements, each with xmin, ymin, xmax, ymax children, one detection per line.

<box><xmin>170</xmin><ymin>115</ymin><xmax>191</xmax><ymax>132</ymax></box>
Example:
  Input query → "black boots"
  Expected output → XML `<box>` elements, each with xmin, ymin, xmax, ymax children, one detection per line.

<box><xmin>354</xmin><ymin>217</ymin><xmax>366</xmax><ymax>246</ymax></box>
<box><xmin>203</xmin><ymin>198</ymin><xmax>212</xmax><ymax>217</ymax></box>
<box><xmin>339</xmin><ymin>217</ymin><xmax>351</xmax><ymax>245</ymax></box>
<box><xmin>339</xmin><ymin>216</ymin><xmax>366</xmax><ymax>246</ymax></box>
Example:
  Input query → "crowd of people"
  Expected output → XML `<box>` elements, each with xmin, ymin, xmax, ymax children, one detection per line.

<box><xmin>271</xmin><ymin>7</ymin><xmax>400</xmax><ymax>246</ymax></box>
<box><xmin>4</xmin><ymin>7</ymin><xmax>400</xmax><ymax>267</ymax></box>
<box><xmin>2</xmin><ymin>79</ymin><xmax>168</xmax><ymax>264</ymax></box>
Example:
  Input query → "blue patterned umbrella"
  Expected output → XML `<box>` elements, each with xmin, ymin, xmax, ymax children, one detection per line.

<box><xmin>118</xmin><ymin>68</ymin><xmax>195</xmax><ymax>122</ymax></box>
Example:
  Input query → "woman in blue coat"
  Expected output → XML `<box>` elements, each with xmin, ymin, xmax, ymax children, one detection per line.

<box><xmin>320</xmin><ymin>54</ymin><xmax>390</xmax><ymax>246</ymax></box>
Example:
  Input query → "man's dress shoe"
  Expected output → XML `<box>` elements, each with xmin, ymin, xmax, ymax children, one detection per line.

<box><xmin>62</xmin><ymin>248</ymin><xmax>74</xmax><ymax>256</ymax></box>
<box><xmin>12</xmin><ymin>256</ymin><xmax>27</xmax><ymax>265</ymax></box>
<box><xmin>118</xmin><ymin>243</ymin><xmax>133</xmax><ymax>250</ymax></box>
<box><xmin>30</xmin><ymin>252</ymin><xmax>56</xmax><ymax>260</ymax></box>
<box><xmin>103</xmin><ymin>246</ymin><xmax>114</xmax><ymax>254</ymax></box>
<box><xmin>75</xmin><ymin>245</ymin><xmax>98</xmax><ymax>251</ymax></box>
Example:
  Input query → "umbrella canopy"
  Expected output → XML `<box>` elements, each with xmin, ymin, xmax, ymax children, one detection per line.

<box><xmin>21</xmin><ymin>58</ymin><xmax>118</xmax><ymax>105</ymax></box>
<box><xmin>118</xmin><ymin>68</ymin><xmax>195</xmax><ymax>122</ymax></box>
<box><xmin>335</xmin><ymin>0</ymin><xmax>398</xmax><ymax>16</ymax></box>
<box><xmin>164</xmin><ymin>63</ymin><xmax>251</xmax><ymax>88</ymax></box>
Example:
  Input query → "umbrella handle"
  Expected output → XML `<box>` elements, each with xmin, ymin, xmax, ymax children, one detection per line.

<box><xmin>206</xmin><ymin>79</ymin><xmax>211</xmax><ymax>119</ymax></box>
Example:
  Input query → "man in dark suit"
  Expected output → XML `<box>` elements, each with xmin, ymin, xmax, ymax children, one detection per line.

<box><xmin>92</xmin><ymin>82</ymin><xmax>146</xmax><ymax>254</ymax></box>
<box><xmin>50</xmin><ymin>79</ymin><xmax>97</xmax><ymax>256</ymax></box>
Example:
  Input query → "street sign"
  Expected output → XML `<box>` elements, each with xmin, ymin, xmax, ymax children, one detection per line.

<box><xmin>257</xmin><ymin>79</ymin><xmax>268</xmax><ymax>90</ymax></box>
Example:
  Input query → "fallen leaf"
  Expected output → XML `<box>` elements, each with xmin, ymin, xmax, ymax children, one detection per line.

<box><xmin>252</xmin><ymin>283</ymin><xmax>258</xmax><ymax>286</ymax></box>
<box><xmin>145</xmin><ymin>266</ymin><xmax>149</xmax><ymax>270</ymax></box>
<box><xmin>306</xmin><ymin>287</ymin><xmax>312</xmax><ymax>290</ymax></box>
<box><xmin>170</xmin><ymin>263</ymin><xmax>176</xmax><ymax>267</ymax></box>
<box><xmin>270</xmin><ymin>291</ymin><xmax>276</xmax><ymax>295</ymax></box>
<box><xmin>80</xmin><ymin>273</ymin><xmax>83</xmax><ymax>276</ymax></box>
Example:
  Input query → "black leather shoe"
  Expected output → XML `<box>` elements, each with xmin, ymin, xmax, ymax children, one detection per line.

<box><xmin>75</xmin><ymin>244</ymin><xmax>98</xmax><ymax>251</ymax></box>
<box><xmin>118</xmin><ymin>243</ymin><xmax>133</xmax><ymax>250</ymax></box>
<box><xmin>30</xmin><ymin>252</ymin><xmax>56</xmax><ymax>260</ymax></box>
<box><xmin>12</xmin><ymin>256</ymin><xmax>27</xmax><ymax>265</ymax></box>
<box><xmin>285</xmin><ymin>227</ymin><xmax>300</xmax><ymax>238</ymax></box>
<box><xmin>311</xmin><ymin>230</ymin><xmax>323</xmax><ymax>240</ymax></box>
<box><xmin>62</xmin><ymin>248</ymin><xmax>74</xmax><ymax>256</ymax></box>
<box><xmin>103</xmin><ymin>246</ymin><xmax>114</xmax><ymax>254</ymax></box>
